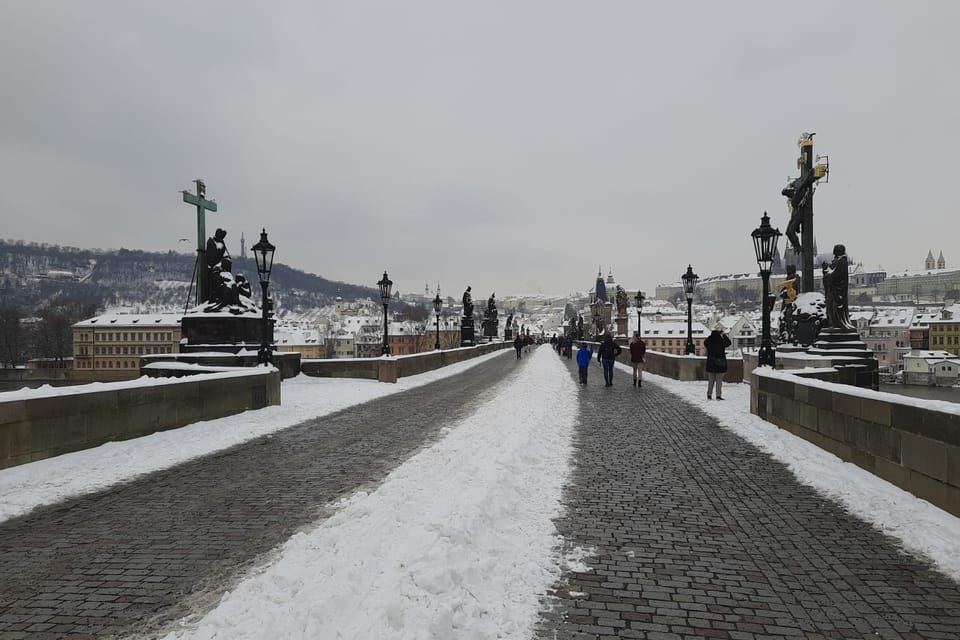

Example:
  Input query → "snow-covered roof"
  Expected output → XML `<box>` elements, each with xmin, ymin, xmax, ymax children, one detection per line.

<box><xmin>884</xmin><ymin>267</ymin><xmax>960</xmax><ymax>279</ymax></box>
<box><xmin>74</xmin><ymin>313</ymin><xmax>182</xmax><ymax>328</ymax></box>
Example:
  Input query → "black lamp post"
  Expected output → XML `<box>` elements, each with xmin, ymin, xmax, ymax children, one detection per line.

<box><xmin>377</xmin><ymin>271</ymin><xmax>393</xmax><ymax>356</ymax></box>
<box><xmin>752</xmin><ymin>211</ymin><xmax>782</xmax><ymax>367</ymax></box>
<box><xmin>433</xmin><ymin>291</ymin><xmax>442</xmax><ymax>350</ymax></box>
<box><xmin>634</xmin><ymin>290</ymin><xmax>645</xmax><ymax>337</ymax></box>
<box><xmin>681</xmin><ymin>265</ymin><xmax>699</xmax><ymax>354</ymax></box>
<box><xmin>252</xmin><ymin>228</ymin><xmax>276</xmax><ymax>365</ymax></box>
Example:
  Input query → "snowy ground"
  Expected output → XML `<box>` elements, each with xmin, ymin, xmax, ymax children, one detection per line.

<box><xmin>2</xmin><ymin>348</ymin><xmax>959</xmax><ymax>639</ymax></box>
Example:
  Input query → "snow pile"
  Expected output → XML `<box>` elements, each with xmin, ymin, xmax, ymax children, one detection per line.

<box><xmin>164</xmin><ymin>346</ymin><xmax>578</xmax><ymax>640</ymax></box>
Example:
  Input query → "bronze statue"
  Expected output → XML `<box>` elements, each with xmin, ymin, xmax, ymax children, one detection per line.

<box><xmin>487</xmin><ymin>292</ymin><xmax>496</xmax><ymax>314</ymax></box>
<box><xmin>462</xmin><ymin>286</ymin><xmax>474</xmax><ymax>318</ymax></box>
<box><xmin>778</xmin><ymin>264</ymin><xmax>800</xmax><ymax>307</ymax></box>
<box><xmin>822</xmin><ymin>244</ymin><xmax>855</xmax><ymax>331</ymax></box>
<box><xmin>203</xmin><ymin>228</ymin><xmax>255</xmax><ymax>312</ymax></box>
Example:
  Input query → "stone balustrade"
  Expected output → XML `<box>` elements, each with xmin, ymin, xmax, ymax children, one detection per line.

<box><xmin>0</xmin><ymin>368</ymin><xmax>280</xmax><ymax>470</ymax></box>
<box><xmin>751</xmin><ymin>366</ymin><xmax>960</xmax><ymax>516</ymax></box>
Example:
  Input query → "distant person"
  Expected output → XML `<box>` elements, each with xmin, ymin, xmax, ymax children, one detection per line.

<box><xmin>704</xmin><ymin>328</ymin><xmax>732</xmax><ymax>400</ymax></box>
<box><xmin>629</xmin><ymin>331</ymin><xmax>647</xmax><ymax>388</ymax></box>
<box><xmin>514</xmin><ymin>334</ymin><xmax>523</xmax><ymax>359</ymax></box>
<box><xmin>596</xmin><ymin>334</ymin><xmax>622</xmax><ymax>387</ymax></box>
<box><xmin>576</xmin><ymin>342</ymin><xmax>593</xmax><ymax>385</ymax></box>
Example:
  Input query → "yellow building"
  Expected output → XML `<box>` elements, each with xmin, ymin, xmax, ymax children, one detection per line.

<box><xmin>275</xmin><ymin>326</ymin><xmax>325</xmax><ymax>358</ymax></box>
<box><xmin>72</xmin><ymin>313</ymin><xmax>181</xmax><ymax>381</ymax></box>
<box><xmin>928</xmin><ymin>315</ymin><xmax>960</xmax><ymax>357</ymax></box>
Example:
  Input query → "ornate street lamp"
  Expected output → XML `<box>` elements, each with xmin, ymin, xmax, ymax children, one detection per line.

<box><xmin>377</xmin><ymin>271</ymin><xmax>393</xmax><ymax>356</ymax></box>
<box><xmin>433</xmin><ymin>290</ymin><xmax>442</xmax><ymax>350</ymax></box>
<box><xmin>752</xmin><ymin>211</ymin><xmax>782</xmax><ymax>367</ymax></box>
<box><xmin>634</xmin><ymin>290</ymin><xmax>645</xmax><ymax>338</ymax></box>
<box><xmin>681</xmin><ymin>265</ymin><xmax>699</xmax><ymax>354</ymax></box>
<box><xmin>252</xmin><ymin>229</ymin><xmax>276</xmax><ymax>365</ymax></box>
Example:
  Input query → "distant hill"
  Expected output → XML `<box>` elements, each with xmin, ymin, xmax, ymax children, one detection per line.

<box><xmin>0</xmin><ymin>239</ymin><xmax>380</xmax><ymax>315</ymax></box>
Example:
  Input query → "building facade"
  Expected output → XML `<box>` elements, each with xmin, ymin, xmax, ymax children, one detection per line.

<box><xmin>640</xmin><ymin>321</ymin><xmax>708</xmax><ymax>356</ymax></box>
<box><xmin>72</xmin><ymin>313</ymin><xmax>181</xmax><ymax>381</ymax></box>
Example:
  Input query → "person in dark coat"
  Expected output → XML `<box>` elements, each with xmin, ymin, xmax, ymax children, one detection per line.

<box><xmin>596</xmin><ymin>334</ymin><xmax>622</xmax><ymax>387</ymax></box>
<box><xmin>513</xmin><ymin>334</ymin><xmax>523</xmax><ymax>359</ymax></box>
<box><xmin>703</xmin><ymin>328</ymin><xmax>732</xmax><ymax>399</ymax></box>
<box><xmin>628</xmin><ymin>332</ymin><xmax>647</xmax><ymax>388</ymax></box>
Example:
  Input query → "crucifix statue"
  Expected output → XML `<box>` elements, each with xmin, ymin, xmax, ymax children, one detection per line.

<box><xmin>781</xmin><ymin>133</ymin><xmax>828</xmax><ymax>293</ymax></box>
<box><xmin>182</xmin><ymin>179</ymin><xmax>218</xmax><ymax>306</ymax></box>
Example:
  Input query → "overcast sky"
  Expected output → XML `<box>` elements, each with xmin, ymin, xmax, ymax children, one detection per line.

<box><xmin>2</xmin><ymin>1</ymin><xmax>957</xmax><ymax>299</ymax></box>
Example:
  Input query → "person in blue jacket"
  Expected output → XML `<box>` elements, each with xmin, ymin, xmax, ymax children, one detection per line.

<box><xmin>575</xmin><ymin>342</ymin><xmax>593</xmax><ymax>385</ymax></box>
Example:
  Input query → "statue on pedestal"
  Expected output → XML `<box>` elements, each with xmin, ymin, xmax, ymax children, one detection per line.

<box><xmin>462</xmin><ymin>286</ymin><xmax>474</xmax><ymax>318</ymax></box>
<box><xmin>822</xmin><ymin>244</ymin><xmax>855</xmax><ymax>332</ymax></box>
<box><xmin>615</xmin><ymin>285</ymin><xmax>628</xmax><ymax>317</ymax></box>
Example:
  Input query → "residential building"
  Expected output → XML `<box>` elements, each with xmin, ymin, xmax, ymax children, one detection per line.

<box><xmin>862</xmin><ymin>308</ymin><xmax>913</xmax><ymax>372</ymax></box>
<box><xmin>902</xmin><ymin>350</ymin><xmax>960</xmax><ymax>386</ymax></box>
<box><xmin>274</xmin><ymin>325</ymin><xmax>324</xmax><ymax>359</ymax></box>
<box><xmin>72</xmin><ymin>313</ymin><xmax>181</xmax><ymax>381</ymax></box>
<box><xmin>332</xmin><ymin>330</ymin><xmax>356</xmax><ymax>359</ymax></box>
<box><xmin>712</xmin><ymin>315</ymin><xmax>757</xmax><ymax>352</ymax></box>
<box><xmin>640</xmin><ymin>321</ymin><xmax>708</xmax><ymax>356</ymax></box>
<box><xmin>927</xmin><ymin>306</ymin><xmax>960</xmax><ymax>357</ymax></box>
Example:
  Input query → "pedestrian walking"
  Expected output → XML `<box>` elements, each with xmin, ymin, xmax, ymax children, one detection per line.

<box><xmin>704</xmin><ymin>327</ymin><xmax>732</xmax><ymax>399</ymax></box>
<box><xmin>629</xmin><ymin>331</ymin><xmax>646</xmax><ymax>388</ymax></box>
<box><xmin>514</xmin><ymin>334</ymin><xmax>523</xmax><ymax>359</ymax></box>
<box><xmin>576</xmin><ymin>342</ymin><xmax>593</xmax><ymax>385</ymax></box>
<box><xmin>596</xmin><ymin>333</ymin><xmax>622</xmax><ymax>387</ymax></box>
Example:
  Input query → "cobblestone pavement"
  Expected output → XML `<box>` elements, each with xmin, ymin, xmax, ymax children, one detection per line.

<box><xmin>0</xmin><ymin>351</ymin><xmax>517</xmax><ymax>639</ymax></box>
<box><xmin>536</xmin><ymin>358</ymin><xmax>960</xmax><ymax>640</ymax></box>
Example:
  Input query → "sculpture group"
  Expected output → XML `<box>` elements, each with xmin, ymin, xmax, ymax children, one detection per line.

<box><xmin>203</xmin><ymin>228</ymin><xmax>256</xmax><ymax>313</ymax></box>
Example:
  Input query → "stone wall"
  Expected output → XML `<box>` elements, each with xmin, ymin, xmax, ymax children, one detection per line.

<box><xmin>578</xmin><ymin>341</ymin><xmax>743</xmax><ymax>383</ymax></box>
<box><xmin>751</xmin><ymin>367</ymin><xmax>960</xmax><ymax>517</ymax></box>
<box><xmin>0</xmin><ymin>369</ymin><xmax>281</xmax><ymax>470</ymax></box>
<box><xmin>300</xmin><ymin>341</ymin><xmax>511</xmax><ymax>382</ymax></box>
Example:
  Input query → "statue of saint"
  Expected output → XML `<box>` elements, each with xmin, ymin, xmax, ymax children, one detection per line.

<box><xmin>577</xmin><ymin>315</ymin><xmax>584</xmax><ymax>340</ymax></box>
<box><xmin>822</xmin><ymin>244</ymin><xmax>855</xmax><ymax>331</ymax></box>
<box><xmin>462</xmin><ymin>286</ymin><xmax>474</xmax><ymax>318</ymax></box>
<box><xmin>487</xmin><ymin>293</ymin><xmax>496</xmax><ymax>314</ymax></box>
<box><xmin>615</xmin><ymin>285</ymin><xmax>628</xmax><ymax>316</ymax></box>
<box><xmin>206</xmin><ymin>228</ymin><xmax>228</xmax><ymax>269</ymax></box>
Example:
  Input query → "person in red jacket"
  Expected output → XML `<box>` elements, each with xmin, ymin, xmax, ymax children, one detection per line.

<box><xmin>629</xmin><ymin>332</ymin><xmax>646</xmax><ymax>388</ymax></box>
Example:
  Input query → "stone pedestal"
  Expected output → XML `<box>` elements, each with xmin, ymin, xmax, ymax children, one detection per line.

<box><xmin>807</xmin><ymin>328</ymin><xmax>874</xmax><ymax>358</ymax></box>
<box><xmin>181</xmin><ymin>314</ymin><xmax>267</xmax><ymax>352</ymax></box>
<box><xmin>460</xmin><ymin>318</ymin><xmax>475</xmax><ymax>347</ymax></box>
<box><xmin>616</xmin><ymin>316</ymin><xmax>628</xmax><ymax>337</ymax></box>
<box><xmin>504</xmin><ymin>329</ymin><xmax>513</xmax><ymax>340</ymax></box>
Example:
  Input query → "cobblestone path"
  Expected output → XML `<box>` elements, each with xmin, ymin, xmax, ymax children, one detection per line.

<box><xmin>0</xmin><ymin>351</ymin><xmax>516</xmax><ymax>639</ymax></box>
<box><xmin>536</xmin><ymin>358</ymin><xmax>960</xmax><ymax>640</ymax></box>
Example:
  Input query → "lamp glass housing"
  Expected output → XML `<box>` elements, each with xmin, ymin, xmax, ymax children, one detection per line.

<box><xmin>252</xmin><ymin>229</ymin><xmax>276</xmax><ymax>285</ymax></box>
<box><xmin>681</xmin><ymin>265</ymin><xmax>699</xmax><ymax>300</ymax></box>
<box><xmin>751</xmin><ymin>212</ymin><xmax>782</xmax><ymax>273</ymax></box>
<box><xmin>377</xmin><ymin>271</ymin><xmax>393</xmax><ymax>305</ymax></box>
